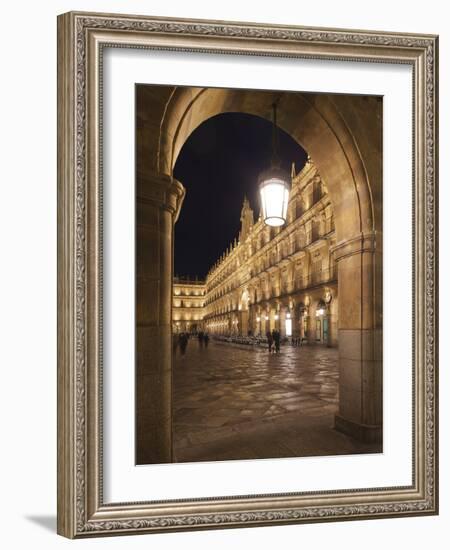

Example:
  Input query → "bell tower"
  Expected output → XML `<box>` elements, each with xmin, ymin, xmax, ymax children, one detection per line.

<box><xmin>239</xmin><ymin>196</ymin><xmax>254</xmax><ymax>242</ymax></box>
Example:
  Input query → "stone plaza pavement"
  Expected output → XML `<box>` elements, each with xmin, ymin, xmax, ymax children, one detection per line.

<box><xmin>173</xmin><ymin>340</ymin><xmax>381</xmax><ymax>463</ymax></box>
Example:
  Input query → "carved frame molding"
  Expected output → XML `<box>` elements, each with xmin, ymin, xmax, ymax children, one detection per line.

<box><xmin>57</xmin><ymin>11</ymin><xmax>438</xmax><ymax>538</ymax></box>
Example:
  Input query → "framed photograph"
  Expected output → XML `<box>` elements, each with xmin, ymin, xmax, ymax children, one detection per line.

<box><xmin>57</xmin><ymin>11</ymin><xmax>439</xmax><ymax>538</ymax></box>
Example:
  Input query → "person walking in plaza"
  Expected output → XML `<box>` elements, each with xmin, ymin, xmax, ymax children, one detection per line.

<box><xmin>204</xmin><ymin>332</ymin><xmax>209</xmax><ymax>347</ymax></box>
<box><xmin>179</xmin><ymin>332</ymin><xmax>188</xmax><ymax>356</ymax></box>
<box><xmin>273</xmin><ymin>329</ymin><xmax>281</xmax><ymax>353</ymax></box>
<box><xmin>173</xmin><ymin>333</ymin><xmax>179</xmax><ymax>355</ymax></box>
<box><xmin>198</xmin><ymin>331</ymin><xmax>204</xmax><ymax>347</ymax></box>
<box><xmin>266</xmin><ymin>330</ymin><xmax>273</xmax><ymax>353</ymax></box>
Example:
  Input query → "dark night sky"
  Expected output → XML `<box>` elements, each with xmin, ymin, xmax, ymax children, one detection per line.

<box><xmin>173</xmin><ymin>113</ymin><xmax>307</xmax><ymax>279</ymax></box>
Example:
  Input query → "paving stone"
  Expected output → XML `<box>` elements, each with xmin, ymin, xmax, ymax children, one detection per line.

<box><xmin>172</xmin><ymin>341</ymin><xmax>381</xmax><ymax>463</ymax></box>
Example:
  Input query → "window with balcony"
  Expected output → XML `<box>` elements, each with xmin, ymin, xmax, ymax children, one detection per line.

<box><xmin>313</xmin><ymin>179</ymin><xmax>322</xmax><ymax>204</ymax></box>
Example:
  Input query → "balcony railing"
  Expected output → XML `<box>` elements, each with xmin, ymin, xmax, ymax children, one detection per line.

<box><xmin>173</xmin><ymin>276</ymin><xmax>205</xmax><ymax>285</ymax></box>
<box><xmin>174</xmin><ymin>300</ymin><xmax>205</xmax><ymax>308</ymax></box>
<box><xmin>295</xmin><ymin>267</ymin><xmax>337</xmax><ymax>290</ymax></box>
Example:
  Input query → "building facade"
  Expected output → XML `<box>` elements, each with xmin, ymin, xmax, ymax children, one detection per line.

<box><xmin>173</xmin><ymin>158</ymin><xmax>338</xmax><ymax>346</ymax></box>
<box><xmin>172</xmin><ymin>278</ymin><xmax>206</xmax><ymax>333</ymax></box>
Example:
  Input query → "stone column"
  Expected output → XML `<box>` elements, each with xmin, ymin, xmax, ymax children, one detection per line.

<box><xmin>332</xmin><ymin>232</ymin><xmax>382</xmax><ymax>443</ymax></box>
<box><xmin>261</xmin><ymin>313</ymin><xmax>267</xmax><ymax>336</ymax></box>
<box><xmin>328</xmin><ymin>295</ymin><xmax>339</xmax><ymax>347</ymax></box>
<box><xmin>292</xmin><ymin>310</ymin><xmax>300</xmax><ymax>340</ymax></box>
<box><xmin>307</xmin><ymin>306</ymin><xmax>316</xmax><ymax>345</ymax></box>
<box><xmin>298</xmin><ymin>306</ymin><xmax>305</xmax><ymax>341</ymax></box>
<box><xmin>136</xmin><ymin>172</ymin><xmax>185</xmax><ymax>465</ymax></box>
<box><xmin>279</xmin><ymin>307</ymin><xmax>287</xmax><ymax>338</ymax></box>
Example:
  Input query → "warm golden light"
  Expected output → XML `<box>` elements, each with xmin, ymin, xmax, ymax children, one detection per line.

<box><xmin>285</xmin><ymin>319</ymin><xmax>292</xmax><ymax>337</ymax></box>
<box><xmin>259</xmin><ymin>176</ymin><xmax>290</xmax><ymax>227</ymax></box>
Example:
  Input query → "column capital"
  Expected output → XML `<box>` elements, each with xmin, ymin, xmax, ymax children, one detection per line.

<box><xmin>330</xmin><ymin>231</ymin><xmax>378</xmax><ymax>262</ymax></box>
<box><xmin>137</xmin><ymin>171</ymin><xmax>186</xmax><ymax>222</ymax></box>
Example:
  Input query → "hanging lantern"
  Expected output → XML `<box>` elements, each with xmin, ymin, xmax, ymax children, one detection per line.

<box><xmin>258</xmin><ymin>101</ymin><xmax>291</xmax><ymax>227</ymax></box>
<box><xmin>258</xmin><ymin>166</ymin><xmax>291</xmax><ymax>227</ymax></box>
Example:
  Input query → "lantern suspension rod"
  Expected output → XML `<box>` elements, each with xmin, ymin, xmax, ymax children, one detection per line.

<box><xmin>271</xmin><ymin>101</ymin><xmax>280</xmax><ymax>167</ymax></box>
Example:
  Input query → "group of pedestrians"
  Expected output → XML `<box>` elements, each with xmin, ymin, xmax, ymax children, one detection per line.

<box><xmin>266</xmin><ymin>329</ymin><xmax>281</xmax><ymax>353</ymax></box>
<box><xmin>197</xmin><ymin>331</ymin><xmax>210</xmax><ymax>347</ymax></box>
<box><xmin>175</xmin><ymin>329</ymin><xmax>284</xmax><ymax>355</ymax></box>
<box><xmin>173</xmin><ymin>331</ymin><xmax>210</xmax><ymax>356</ymax></box>
<box><xmin>174</xmin><ymin>332</ymin><xmax>190</xmax><ymax>356</ymax></box>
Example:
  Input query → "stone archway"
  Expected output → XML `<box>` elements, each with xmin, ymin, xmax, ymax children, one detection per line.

<box><xmin>136</xmin><ymin>85</ymin><xmax>382</xmax><ymax>464</ymax></box>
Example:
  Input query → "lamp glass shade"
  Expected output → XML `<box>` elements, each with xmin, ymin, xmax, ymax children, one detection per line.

<box><xmin>259</xmin><ymin>170</ymin><xmax>290</xmax><ymax>227</ymax></box>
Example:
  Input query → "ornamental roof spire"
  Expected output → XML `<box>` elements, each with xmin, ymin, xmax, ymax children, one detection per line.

<box><xmin>291</xmin><ymin>161</ymin><xmax>296</xmax><ymax>179</ymax></box>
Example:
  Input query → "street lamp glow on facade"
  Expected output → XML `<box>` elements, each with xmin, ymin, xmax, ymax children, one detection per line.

<box><xmin>258</xmin><ymin>101</ymin><xmax>291</xmax><ymax>227</ymax></box>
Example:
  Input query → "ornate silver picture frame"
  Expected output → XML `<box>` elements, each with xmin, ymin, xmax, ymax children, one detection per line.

<box><xmin>57</xmin><ymin>11</ymin><xmax>438</xmax><ymax>538</ymax></box>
